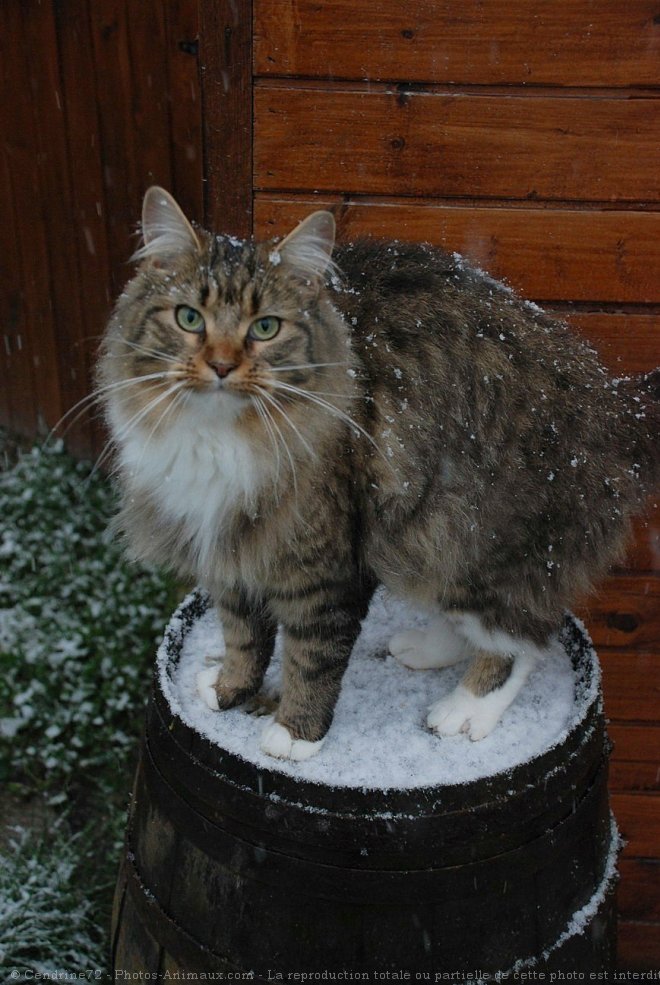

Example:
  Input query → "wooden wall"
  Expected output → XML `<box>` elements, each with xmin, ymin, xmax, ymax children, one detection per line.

<box><xmin>1</xmin><ymin>0</ymin><xmax>658</xmax><ymax>968</ymax></box>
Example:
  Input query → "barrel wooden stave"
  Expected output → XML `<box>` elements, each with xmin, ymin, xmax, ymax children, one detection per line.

<box><xmin>139</xmin><ymin>720</ymin><xmax>610</xmax><ymax>903</ymax></box>
<box><xmin>119</xmin><ymin>740</ymin><xmax>613</xmax><ymax>973</ymax></box>
<box><xmin>112</xmin><ymin>592</ymin><xmax>617</xmax><ymax>975</ymax></box>
<box><xmin>113</xmin><ymin>871</ymin><xmax>162</xmax><ymax>974</ymax></box>
<box><xmin>148</xmin><ymin>680</ymin><xmax>606</xmax><ymax>873</ymax></box>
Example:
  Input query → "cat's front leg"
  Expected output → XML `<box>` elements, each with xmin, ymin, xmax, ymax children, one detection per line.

<box><xmin>198</xmin><ymin>586</ymin><xmax>277</xmax><ymax>711</ymax></box>
<box><xmin>260</xmin><ymin>587</ymin><xmax>370</xmax><ymax>761</ymax></box>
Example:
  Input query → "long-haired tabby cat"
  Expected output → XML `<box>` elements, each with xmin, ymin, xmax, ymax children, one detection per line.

<box><xmin>98</xmin><ymin>187</ymin><xmax>658</xmax><ymax>762</ymax></box>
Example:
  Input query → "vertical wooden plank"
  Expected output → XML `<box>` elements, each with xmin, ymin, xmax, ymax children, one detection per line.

<box><xmin>199</xmin><ymin>0</ymin><xmax>253</xmax><ymax>237</ymax></box>
<box><xmin>0</xmin><ymin>151</ymin><xmax>21</xmax><ymax>433</ymax></box>
<box><xmin>88</xmin><ymin>0</ymin><xmax>141</xmax><ymax>297</ymax></box>
<box><xmin>89</xmin><ymin>0</ymin><xmax>192</xmax><ymax>296</ymax></box>
<box><xmin>0</xmin><ymin>0</ymin><xmax>21</xmax><ymax>431</ymax></box>
<box><xmin>164</xmin><ymin>0</ymin><xmax>204</xmax><ymax>224</ymax></box>
<box><xmin>0</xmin><ymin>1</ymin><xmax>60</xmax><ymax>439</ymax></box>
<box><xmin>113</xmin><ymin>887</ymin><xmax>162</xmax><ymax>974</ymax></box>
<box><xmin>0</xmin><ymin>5</ymin><xmax>39</xmax><ymax>438</ymax></box>
<box><xmin>54</xmin><ymin>0</ymin><xmax>114</xmax><ymax>456</ymax></box>
<box><xmin>125</xmin><ymin>1</ymin><xmax>173</xmax><ymax>191</ymax></box>
<box><xmin>21</xmin><ymin>0</ymin><xmax>96</xmax><ymax>456</ymax></box>
<box><xmin>110</xmin><ymin>864</ymin><xmax>128</xmax><ymax>969</ymax></box>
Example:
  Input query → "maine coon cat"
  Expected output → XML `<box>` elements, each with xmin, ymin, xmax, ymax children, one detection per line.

<box><xmin>98</xmin><ymin>187</ymin><xmax>659</xmax><ymax>762</ymax></box>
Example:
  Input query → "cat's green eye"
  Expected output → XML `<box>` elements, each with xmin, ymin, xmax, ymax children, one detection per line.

<box><xmin>175</xmin><ymin>305</ymin><xmax>205</xmax><ymax>334</ymax></box>
<box><xmin>248</xmin><ymin>316</ymin><xmax>281</xmax><ymax>342</ymax></box>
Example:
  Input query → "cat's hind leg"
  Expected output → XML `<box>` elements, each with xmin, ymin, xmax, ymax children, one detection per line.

<box><xmin>389</xmin><ymin>613</ymin><xmax>472</xmax><ymax>670</ymax></box>
<box><xmin>427</xmin><ymin>649</ymin><xmax>534</xmax><ymax>740</ymax></box>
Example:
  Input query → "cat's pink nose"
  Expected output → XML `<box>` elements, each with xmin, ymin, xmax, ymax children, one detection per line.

<box><xmin>207</xmin><ymin>360</ymin><xmax>237</xmax><ymax>380</ymax></box>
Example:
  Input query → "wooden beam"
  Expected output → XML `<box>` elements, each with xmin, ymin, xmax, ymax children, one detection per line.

<box><xmin>254</xmin><ymin>0</ymin><xmax>660</xmax><ymax>88</ymax></box>
<box><xmin>199</xmin><ymin>0</ymin><xmax>253</xmax><ymax>238</ymax></box>
<box><xmin>254</xmin><ymin>85</ymin><xmax>659</xmax><ymax>204</ymax></box>
<box><xmin>254</xmin><ymin>195</ymin><xmax>660</xmax><ymax>304</ymax></box>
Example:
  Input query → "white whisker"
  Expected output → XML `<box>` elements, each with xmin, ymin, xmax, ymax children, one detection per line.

<box><xmin>253</xmin><ymin>386</ymin><xmax>299</xmax><ymax>502</ymax></box>
<box><xmin>252</xmin><ymin>394</ymin><xmax>282</xmax><ymax>492</ymax></box>
<box><xmin>268</xmin><ymin>362</ymin><xmax>348</xmax><ymax>373</ymax></box>
<box><xmin>88</xmin><ymin>380</ymin><xmax>186</xmax><ymax>482</ymax></box>
<box><xmin>271</xmin><ymin>380</ymin><xmax>379</xmax><ymax>450</ymax></box>
<box><xmin>95</xmin><ymin>371</ymin><xmax>181</xmax><ymax>393</ymax></box>
<box><xmin>295</xmin><ymin>390</ymin><xmax>355</xmax><ymax>399</ymax></box>
<box><xmin>121</xmin><ymin>339</ymin><xmax>181</xmax><ymax>365</ymax></box>
<box><xmin>133</xmin><ymin>384</ymin><xmax>190</xmax><ymax>474</ymax></box>
<box><xmin>257</xmin><ymin>387</ymin><xmax>316</xmax><ymax>460</ymax></box>
<box><xmin>114</xmin><ymin>380</ymin><xmax>187</xmax><ymax>446</ymax></box>
<box><xmin>86</xmin><ymin>382</ymin><xmax>168</xmax><ymax>481</ymax></box>
<box><xmin>44</xmin><ymin>371</ymin><xmax>180</xmax><ymax>447</ymax></box>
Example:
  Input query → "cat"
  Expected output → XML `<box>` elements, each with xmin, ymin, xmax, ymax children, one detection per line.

<box><xmin>97</xmin><ymin>186</ymin><xmax>659</xmax><ymax>762</ymax></box>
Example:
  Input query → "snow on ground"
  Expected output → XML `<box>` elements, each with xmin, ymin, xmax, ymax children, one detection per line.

<box><xmin>161</xmin><ymin>587</ymin><xmax>592</xmax><ymax>790</ymax></box>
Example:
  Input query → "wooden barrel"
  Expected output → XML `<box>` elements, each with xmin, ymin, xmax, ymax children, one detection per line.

<box><xmin>112</xmin><ymin>589</ymin><xmax>618</xmax><ymax>977</ymax></box>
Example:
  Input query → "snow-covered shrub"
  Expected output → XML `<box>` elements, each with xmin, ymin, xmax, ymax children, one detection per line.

<box><xmin>0</xmin><ymin>825</ymin><xmax>107</xmax><ymax>976</ymax></box>
<box><xmin>0</xmin><ymin>441</ymin><xmax>178</xmax><ymax>803</ymax></box>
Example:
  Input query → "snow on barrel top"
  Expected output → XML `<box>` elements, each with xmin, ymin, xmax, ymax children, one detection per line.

<box><xmin>158</xmin><ymin>588</ymin><xmax>596</xmax><ymax>792</ymax></box>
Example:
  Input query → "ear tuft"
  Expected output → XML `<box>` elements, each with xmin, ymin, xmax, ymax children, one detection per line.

<box><xmin>132</xmin><ymin>186</ymin><xmax>200</xmax><ymax>263</ymax></box>
<box><xmin>275</xmin><ymin>211</ymin><xmax>337</xmax><ymax>280</ymax></box>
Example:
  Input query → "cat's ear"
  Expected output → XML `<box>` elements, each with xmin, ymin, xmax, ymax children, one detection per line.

<box><xmin>275</xmin><ymin>211</ymin><xmax>337</xmax><ymax>280</ymax></box>
<box><xmin>133</xmin><ymin>186</ymin><xmax>200</xmax><ymax>263</ymax></box>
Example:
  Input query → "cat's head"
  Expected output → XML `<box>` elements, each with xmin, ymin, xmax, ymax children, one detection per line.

<box><xmin>98</xmin><ymin>187</ymin><xmax>350</xmax><ymax>440</ymax></box>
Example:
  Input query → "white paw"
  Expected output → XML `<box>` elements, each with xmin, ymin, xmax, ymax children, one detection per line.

<box><xmin>196</xmin><ymin>666</ymin><xmax>220</xmax><ymax>711</ymax></box>
<box><xmin>260</xmin><ymin>719</ymin><xmax>325</xmax><ymax>762</ymax></box>
<box><xmin>389</xmin><ymin>616</ymin><xmax>471</xmax><ymax>670</ymax></box>
<box><xmin>427</xmin><ymin>686</ymin><xmax>501</xmax><ymax>741</ymax></box>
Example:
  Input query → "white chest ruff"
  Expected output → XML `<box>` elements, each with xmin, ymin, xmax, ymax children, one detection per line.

<box><xmin>113</xmin><ymin>400</ymin><xmax>266</xmax><ymax>574</ymax></box>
